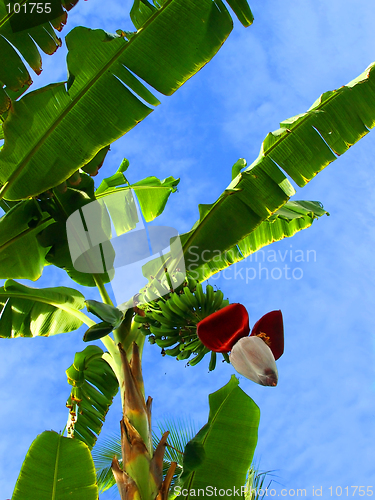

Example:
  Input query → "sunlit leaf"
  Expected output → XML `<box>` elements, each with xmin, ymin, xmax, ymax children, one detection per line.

<box><xmin>0</xmin><ymin>0</ymin><xmax>79</xmax><ymax>113</ymax></box>
<box><xmin>0</xmin><ymin>279</ymin><xmax>86</xmax><ymax>338</ymax></box>
<box><xmin>0</xmin><ymin>200</ymin><xmax>53</xmax><ymax>280</ymax></box>
<box><xmin>173</xmin><ymin>376</ymin><xmax>260</xmax><ymax>498</ymax></box>
<box><xmin>12</xmin><ymin>431</ymin><xmax>98</xmax><ymax>500</ymax></box>
<box><xmin>0</xmin><ymin>0</ymin><xmax>250</xmax><ymax>200</ymax></box>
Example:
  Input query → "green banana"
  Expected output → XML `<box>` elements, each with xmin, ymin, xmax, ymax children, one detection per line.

<box><xmin>187</xmin><ymin>276</ymin><xmax>197</xmax><ymax>290</ymax></box>
<box><xmin>222</xmin><ymin>352</ymin><xmax>230</xmax><ymax>363</ymax></box>
<box><xmin>182</xmin><ymin>286</ymin><xmax>199</xmax><ymax>309</ymax></box>
<box><xmin>148</xmin><ymin>310</ymin><xmax>180</xmax><ymax>328</ymax></box>
<box><xmin>138</xmin><ymin>326</ymin><xmax>150</xmax><ymax>337</ymax></box>
<box><xmin>155</xmin><ymin>337</ymin><xmax>180</xmax><ymax>348</ymax></box>
<box><xmin>208</xmin><ymin>351</ymin><xmax>217</xmax><ymax>371</ymax></box>
<box><xmin>169</xmin><ymin>292</ymin><xmax>189</xmax><ymax>314</ymax></box>
<box><xmin>177</xmin><ymin>349</ymin><xmax>192</xmax><ymax>361</ymax></box>
<box><xmin>161</xmin><ymin>269</ymin><xmax>174</xmax><ymax>291</ymax></box>
<box><xmin>212</xmin><ymin>289</ymin><xmax>224</xmax><ymax>311</ymax></box>
<box><xmin>204</xmin><ymin>284</ymin><xmax>215</xmax><ymax>314</ymax></box>
<box><xmin>164</xmin><ymin>345</ymin><xmax>182</xmax><ymax>357</ymax></box>
<box><xmin>150</xmin><ymin>279</ymin><xmax>170</xmax><ymax>299</ymax></box>
<box><xmin>221</xmin><ymin>299</ymin><xmax>230</xmax><ymax>309</ymax></box>
<box><xmin>194</xmin><ymin>282</ymin><xmax>205</xmax><ymax>309</ymax></box>
<box><xmin>134</xmin><ymin>315</ymin><xmax>151</xmax><ymax>324</ymax></box>
<box><xmin>181</xmin><ymin>338</ymin><xmax>201</xmax><ymax>352</ymax></box>
<box><xmin>188</xmin><ymin>348</ymin><xmax>208</xmax><ymax>366</ymax></box>
<box><xmin>171</xmin><ymin>271</ymin><xmax>186</xmax><ymax>288</ymax></box>
<box><xmin>137</xmin><ymin>291</ymin><xmax>147</xmax><ymax>304</ymax></box>
<box><xmin>158</xmin><ymin>300</ymin><xmax>181</xmax><ymax>322</ymax></box>
<box><xmin>165</xmin><ymin>295</ymin><xmax>186</xmax><ymax>318</ymax></box>
<box><xmin>145</xmin><ymin>286</ymin><xmax>160</xmax><ymax>303</ymax></box>
<box><xmin>170</xmin><ymin>293</ymin><xmax>198</xmax><ymax>323</ymax></box>
<box><xmin>150</xmin><ymin>323</ymin><xmax>179</xmax><ymax>335</ymax></box>
<box><xmin>151</xmin><ymin>330</ymin><xmax>179</xmax><ymax>340</ymax></box>
<box><xmin>178</xmin><ymin>292</ymin><xmax>195</xmax><ymax>310</ymax></box>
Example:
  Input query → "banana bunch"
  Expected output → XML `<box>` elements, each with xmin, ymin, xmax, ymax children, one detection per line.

<box><xmin>134</xmin><ymin>275</ymin><xmax>230</xmax><ymax>371</ymax></box>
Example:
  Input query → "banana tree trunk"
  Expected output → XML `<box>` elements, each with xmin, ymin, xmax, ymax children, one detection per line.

<box><xmin>111</xmin><ymin>342</ymin><xmax>176</xmax><ymax>500</ymax></box>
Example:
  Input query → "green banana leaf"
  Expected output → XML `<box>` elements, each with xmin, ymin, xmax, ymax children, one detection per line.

<box><xmin>0</xmin><ymin>199</ymin><xmax>54</xmax><ymax>280</ymax></box>
<box><xmin>130</xmin><ymin>0</ymin><xmax>254</xmax><ymax>30</ymax></box>
<box><xmin>146</xmin><ymin>61</ymin><xmax>375</xmax><ymax>283</ymax></box>
<box><xmin>38</xmin><ymin>175</ymin><xmax>114</xmax><ymax>287</ymax></box>
<box><xmin>12</xmin><ymin>430</ymin><xmax>98</xmax><ymax>500</ymax></box>
<box><xmin>44</xmin><ymin>171</ymin><xmax>179</xmax><ymax>286</ymax></box>
<box><xmin>0</xmin><ymin>0</ymin><xmax>252</xmax><ymax>201</ymax></box>
<box><xmin>187</xmin><ymin>200</ymin><xmax>328</xmax><ymax>282</ymax></box>
<box><xmin>95</xmin><ymin>162</ymin><xmax>180</xmax><ymax>223</ymax></box>
<box><xmin>65</xmin><ymin>345</ymin><xmax>119</xmax><ymax>449</ymax></box>
<box><xmin>82</xmin><ymin>300</ymin><xmax>124</xmax><ymax>341</ymax></box>
<box><xmin>0</xmin><ymin>161</ymin><xmax>178</xmax><ymax>284</ymax></box>
<box><xmin>0</xmin><ymin>0</ymin><xmax>79</xmax><ymax>113</ymax></box>
<box><xmin>172</xmin><ymin>375</ymin><xmax>260</xmax><ymax>498</ymax></box>
<box><xmin>0</xmin><ymin>279</ymin><xmax>88</xmax><ymax>338</ymax></box>
<box><xmin>258</xmin><ymin>64</ymin><xmax>375</xmax><ymax>187</ymax></box>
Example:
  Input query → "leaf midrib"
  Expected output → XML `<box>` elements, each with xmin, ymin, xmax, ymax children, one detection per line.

<box><xmin>180</xmin><ymin>73</ymin><xmax>367</xmax><ymax>272</ymax></box>
<box><xmin>0</xmin><ymin>290</ymin><xmax>95</xmax><ymax>326</ymax></box>
<box><xmin>0</xmin><ymin>215</ymin><xmax>53</xmax><ymax>253</ymax></box>
<box><xmin>51</xmin><ymin>435</ymin><xmax>61</xmax><ymax>500</ymax></box>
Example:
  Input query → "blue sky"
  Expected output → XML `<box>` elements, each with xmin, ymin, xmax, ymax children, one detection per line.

<box><xmin>1</xmin><ymin>0</ymin><xmax>375</xmax><ymax>498</ymax></box>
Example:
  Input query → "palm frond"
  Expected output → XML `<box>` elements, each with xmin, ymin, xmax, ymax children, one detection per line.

<box><xmin>153</xmin><ymin>416</ymin><xmax>197</xmax><ymax>484</ymax></box>
<box><xmin>91</xmin><ymin>433</ymin><xmax>122</xmax><ymax>494</ymax></box>
<box><xmin>93</xmin><ymin>416</ymin><xmax>197</xmax><ymax>495</ymax></box>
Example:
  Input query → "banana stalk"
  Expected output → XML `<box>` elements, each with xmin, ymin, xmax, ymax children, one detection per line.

<box><xmin>111</xmin><ymin>341</ymin><xmax>176</xmax><ymax>500</ymax></box>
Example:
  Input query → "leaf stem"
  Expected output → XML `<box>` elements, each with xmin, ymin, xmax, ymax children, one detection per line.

<box><xmin>93</xmin><ymin>274</ymin><xmax>114</xmax><ymax>306</ymax></box>
<box><xmin>51</xmin><ymin>189</ymin><xmax>70</xmax><ymax>219</ymax></box>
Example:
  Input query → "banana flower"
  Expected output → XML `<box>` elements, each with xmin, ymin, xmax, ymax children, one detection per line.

<box><xmin>197</xmin><ymin>305</ymin><xmax>283</xmax><ymax>386</ymax></box>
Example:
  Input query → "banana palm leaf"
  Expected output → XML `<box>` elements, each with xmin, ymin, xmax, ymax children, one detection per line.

<box><xmin>12</xmin><ymin>430</ymin><xmax>98</xmax><ymax>500</ymax></box>
<box><xmin>130</xmin><ymin>0</ymin><xmax>254</xmax><ymax>30</ymax></box>
<box><xmin>0</xmin><ymin>279</ymin><xmax>89</xmax><ymax>337</ymax></box>
<box><xmin>66</xmin><ymin>345</ymin><xmax>119</xmax><ymax>450</ymax></box>
<box><xmin>43</xmin><ymin>170</ymin><xmax>179</xmax><ymax>286</ymax></box>
<box><xmin>0</xmin><ymin>199</ymin><xmax>54</xmax><ymax>280</ymax></box>
<box><xmin>0</xmin><ymin>0</ymin><xmax>253</xmax><ymax>201</ymax></box>
<box><xmin>145</xmin><ymin>62</ymin><xmax>375</xmax><ymax>283</ymax></box>
<box><xmin>0</xmin><ymin>160</ymin><xmax>178</xmax><ymax>283</ymax></box>
<box><xmin>187</xmin><ymin>200</ymin><xmax>328</xmax><ymax>282</ymax></box>
<box><xmin>172</xmin><ymin>376</ymin><xmax>260</xmax><ymax>498</ymax></box>
<box><xmin>95</xmin><ymin>164</ymin><xmax>180</xmax><ymax>223</ymax></box>
<box><xmin>0</xmin><ymin>0</ymin><xmax>79</xmax><ymax>113</ymax></box>
<box><xmin>153</xmin><ymin>416</ymin><xmax>197</xmax><ymax>486</ymax></box>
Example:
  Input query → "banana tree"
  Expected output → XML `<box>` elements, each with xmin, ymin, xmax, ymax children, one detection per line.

<box><xmin>1</xmin><ymin>0</ymin><xmax>375</xmax><ymax>498</ymax></box>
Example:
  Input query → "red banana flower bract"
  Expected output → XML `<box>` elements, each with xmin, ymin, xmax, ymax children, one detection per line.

<box><xmin>251</xmin><ymin>310</ymin><xmax>284</xmax><ymax>360</ymax></box>
<box><xmin>196</xmin><ymin>303</ymin><xmax>250</xmax><ymax>353</ymax></box>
